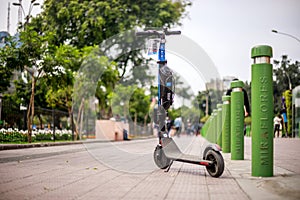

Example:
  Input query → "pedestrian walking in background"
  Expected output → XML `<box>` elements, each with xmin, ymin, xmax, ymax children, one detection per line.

<box><xmin>273</xmin><ymin>114</ymin><xmax>282</xmax><ymax>138</ymax></box>
<box><xmin>174</xmin><ymin>117</ymin><xmax>182</xmax><ymax>137</ymax></box>
<box><xmin>226</xmin><ymin>78</ymin><xmax>251</xmax><ymax>117</ymax></box>
<box><xmin>281</xmin><ymin>109</ymin><xmax>288</xmax><ymax>137</ymax></box>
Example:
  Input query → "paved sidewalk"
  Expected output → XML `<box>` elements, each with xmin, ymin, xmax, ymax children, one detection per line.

<box><xmin>224</xmin><ymin>137</ymin><xmax>300</xmax><ymax>200</ymax></box>
<box><xmin>0</xmin><ymin>136</ymin><xmax>299</xmax><ymax>200</ymax></box>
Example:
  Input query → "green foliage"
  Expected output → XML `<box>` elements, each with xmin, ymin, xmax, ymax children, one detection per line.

<box><xmin>44</xmin><ymin>44</ymin><xmax>82</xmax><ymax>112</ymax></box>
<box><xmin>194</xmin><ymin>91</ymin><xmax>207</xmax><ymax>116</ymax></box>
<box><xmin>168</xmin><ymin>107</ymin><xmax>182</xmax><ymax>119</ymax></box>
<box><xmin>0</xmin><ymin>130</ymin><xmax>29</xmax><ymax>143</ymax></box>
<box><xmin>40</xmin><ymin>0</ymin><xmax>191</xmax><ymax>48</ymax></box>
<box><xmin>94</xmin><ymin>58</ymin><xmax>119</xmax><ymax>119</ymax></box>
<box><xmin>181</xmin><ymin>105</ymin><xmax>201</xmax><ymax>123</ymax></box>
<box><xmin>129</xmin><ymin>87</ymin><xmax>151</xmax><ymax>124</ymax></box>
<box><xmin>244</xmin><ymin>116</ymin><xmax>251</xmax><ymax>126</ymax></box>
<box><xmin>0</xmin><ymin>38</ymin><xmax>20</xmax><ymax>93</ymax></box>
<box><xmin>35</xmin><ymin>133</ymin><xmax>52</xmax><ymax>141</ymax></box>
<box><xmin>284</xmin><ymin>90</ymin><xmax>292</xmax><ymax>136</ymax></box>
<box><xmin>111</xmin><ymin>84</ymin><xmax>135</xmax><ymax>118</ymax></box>
<box><xmin>1</xmin><ymin>0</ymin><xmax>191</xmax><ymax>133</ymax></box>
<box><xmin>273</xmin><ymin>55</ymin><xmax>300</xmax><ymax>113</ymax></box>
<box><xmin>200</xmin><ymin>115</ymin><xmax>210</xmax><ymax>123</ymax></box>
<box><xmin>208</xmin><ymin>89</ymin><xmax>222</xmax><ymax>113</ymax></box>
<box><xmin>0</xmin><ymin>129</ymin><xmax>73</xmax><ymax>143</ymax></box>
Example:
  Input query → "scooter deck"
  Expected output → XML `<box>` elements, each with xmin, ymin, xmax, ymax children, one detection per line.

<box><xmin>161</xmin><ymin>137</ymin><xmax>212</xmax><ymax>165</ymax></box>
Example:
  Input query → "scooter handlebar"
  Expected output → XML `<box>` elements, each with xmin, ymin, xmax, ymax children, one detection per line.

<box><xmin>136</xmin><ymin>30</ymin><xmax>181</xmax><ymax>37</ymax></box>
<box><xmin>165</xmin><ymin>30</ymin><xmax>181</xmax><ymax>35</ymax></box>
<box><xmin>136</xmin><ymin>31</ymin><xmax>159</xmax><ymax>37</ymax></box>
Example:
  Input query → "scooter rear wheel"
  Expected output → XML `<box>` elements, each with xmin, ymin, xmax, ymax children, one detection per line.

<box><xmin>153</xmin><ymin>145</ymin><xmax>171</xmax><ymax>169</ymax></box>
<box><xmin>205</xmin><ymin>150</ymin><xmax>224</xmax><ymax>178</ymax></box>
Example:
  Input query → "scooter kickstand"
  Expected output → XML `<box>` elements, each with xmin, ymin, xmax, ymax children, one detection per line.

<box><xmin>165</xmin><ymin>160</ymin><xmax>173</xmax><ymax>172</ymax></box>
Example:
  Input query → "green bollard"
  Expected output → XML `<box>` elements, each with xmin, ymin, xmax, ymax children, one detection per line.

<box><xmin>202</xmin><ymin>119</ymin><xmax>209</xmax><ymax>138</ymax></box>
<box><xmin>201</xmin><ymin>121</ymin><xmax>206</xmax><ymax>137</ymax></box>
<box><xmin>251</xmin><ymin>45</ymin><xmax>273</xmax><ymax>177</ymax></box>
<box><xmin>207</xmin><ymin>110</ymin><xmax>216</xmax><ymax>143</ymax></box>
<box><xmin>217</xmin><ymin>104</ymin><xmax>222</xmax><ymax>147</ymax></box>
<box><xmin>230</xmin><ymin>80</ymin><xmax>245</xmax><ymax>160</ymax></box>
<box><xmin>208</xmin><ymin>116</ymin><xmax>214</xmax><ymax>142</ymax></box>
<box><xmin>212</xmin><ymin>109</ymin><xmax>218</xmax><ymax>143</ymax></box>
<box><xmin>205</xmin><ymin>116</ymin><xmax>212</xmax><ymax>142</ymax></box>
<box><xmin>246</xmin><ymin>125</ymin><xmax>251</xmax><ymax>137</ymax></box>
<box><xmin>222</xmin><ymin>96</ymin><xmax>231</xmax><ymax>153</ymax></box>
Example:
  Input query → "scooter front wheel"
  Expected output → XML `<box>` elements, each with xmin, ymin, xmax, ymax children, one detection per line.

<box><xmin>205</xmin><ymin>150</ymin><xmax>224</xmax><ymax>178</ymax></box>
<box><xmin>153</xmin><ymin>145</ymin><xmax>171</xmax><ymax>169</ymax></box>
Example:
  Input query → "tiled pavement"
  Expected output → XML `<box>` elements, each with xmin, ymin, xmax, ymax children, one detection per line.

<box><xmin>0</xmin><ymin>136</ymin><xmax>299</xmax><ymax>200</ymax></box>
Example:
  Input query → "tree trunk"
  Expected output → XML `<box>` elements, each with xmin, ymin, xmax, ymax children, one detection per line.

<box><xmin>144</xmin><ymin>114</ymin><xmax>149</xmax><ymax>135</ymax></box>
<box><xmin>134</xmin><ymin>112</ymin><xmax>137</xmax><ymax>135</ymax></box>
<box><xmin>76</xmin><ymin>98</ymin><xmax>85</xmax><ymax>140</ymax></box>
<box><xmin>27</xmin><ymin>77</ymin><xmax>35</xmax><ymax>143</ymax></box>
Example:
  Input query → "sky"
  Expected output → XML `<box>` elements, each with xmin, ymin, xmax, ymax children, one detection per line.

<box><xmin>178</xmin><ymin>0</ymin><xmax>300</xmax><ymax>83</ymax></box>
<box><xmin>0</xmin><ymin>0</ymin><xmax>299</xmax><ymax>90</ymax></box>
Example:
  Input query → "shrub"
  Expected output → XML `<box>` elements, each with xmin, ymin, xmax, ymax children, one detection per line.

<box><xmin>0</xmin><ymin>128</ymin><xmax>72</xmax><ymax>143</ymax></box>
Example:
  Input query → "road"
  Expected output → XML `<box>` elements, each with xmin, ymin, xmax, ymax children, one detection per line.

<box><xmin>0</xmin><ymin>136</ymin><xmax>299</xmax><ymax>200</ymax></box>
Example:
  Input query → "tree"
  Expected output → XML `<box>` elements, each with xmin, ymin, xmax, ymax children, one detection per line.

<box><xmin>110</xmin><ymin>84</ymin><xmax>135</xmax><ymax>119</ymax></box>
<box><xmin>44</xmin><ymin>44</ymin><xmax>82</xmax><ymax>113</ymax></box>
<box><xmin>1</xmin><ymin>0</ymin><xmax>191</xmax><ymax>140</ymax></box>
<box><xmin>194</xmin><ymin>91</ymin><xmax>206</xmax><ymax>118</ymax></box>
<box><xmin>95</xmin><ymin>61</ymin><xmax>119</xmax><ymax>119</ymax></box>
<box><xmin>0</xmin><ymin>38</ymin><xmax>20</xmax><ymax>93</ymax></box>
<box><xmin>273</xmin><ymin>55</ymin><xmax>300</xmax><ymax>113</ymax></box>
<box><xmin>273</xmin><ymin>55</ymin><xmax>300</xmax><ymax>137</ymax></box>
<box><xmin>129</xmin><ymin>87</ymin><xmax>151</xmax><ymax>133</ymax></box>
<box><xmin>173</xmin><ymin>74</ymin><xmax>193</xmax><ymax>106</ymax></box>
<box><xmin>38</xmin><ymin>0</ymin><xmax>191</xmax><ymax>48</ymax></box>
<box><xmin>208</xmin><ymin>88</ymin><xmax>222</xmax><ymax>113</ymax></box>
<box><xmin>35</xmin><ymin>0</ymin><xmax>191</xmax><ymax>84</ymax></box>
<box><xmin>0</xmin><ymin>26</ymin><xmax>49</xmax><ymax>142</ymax></box>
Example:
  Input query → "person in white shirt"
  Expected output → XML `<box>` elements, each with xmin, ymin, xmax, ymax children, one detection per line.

<box><xmin>273</xmin><ymin>114</ymin><xmax>282</xmax><ymax>138</ymax></box>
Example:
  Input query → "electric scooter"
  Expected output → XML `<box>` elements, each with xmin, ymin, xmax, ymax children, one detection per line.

<box><xmin>136</xmin><ymin>29</ymin><xmax>224</xmax><ymax>178</ymax></box>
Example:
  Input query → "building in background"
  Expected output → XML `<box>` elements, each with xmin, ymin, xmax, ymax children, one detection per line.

<box><xmin>0</xmin><ymin>31</ymin><xmax>10</xmax><ymax>48</ymax></box>
<box><xmin>205</xmin><ymin>76</ymin><xmax>236</xmax><ymax>92</ymax></box>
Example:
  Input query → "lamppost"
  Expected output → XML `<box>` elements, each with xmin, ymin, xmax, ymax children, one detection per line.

<box><xmin>272</xmin><ymin>29</ymin><xmax>300</xmax><ymax>90</ymax></box>
<box><xmin>272</xmin><ymin>29</ymin><xmax>300</xmax><ymax>43</ymax></box>
<box><xmin>13</xmin><ymin>0</ymin><xmax>40</xmax><ymax>26</ymax></box>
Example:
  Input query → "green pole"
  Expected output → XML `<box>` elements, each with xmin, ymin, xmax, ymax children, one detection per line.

<box><xmin>230</xmin><ymin>80</ymin><xmax>245</xmax><ymax>160</ymax></box>
<box><xmin>207</xmin><ymin>110</ymin><xmax>216</xmax><ymax>143</ymax></box>
<box><xmin>251</xmin><ymin>45</ymin><xmax>274</xmax><ymax>177</ymax></box>
<box><xmin>222</xmin><ymin>95</ymin><xmax>231</xmax><ymax>153</ymax></box>
<box><xmin>202</xmin><ymin>118</ymin><xmax>209</xmax><ymax>138</ymax></box>
<box><xmin>213</xmin><ymin>109</ymin><xmax>217</xmax><ymax>143</ymax></box>
<box><xmin>201</xmin><ymin>121</ymin><xmax>206</xmax><ymax>137</ymax></box>
<box><xmin>204</xmin><ymin>116</ymin><xmax>212</xmax><ymax>141</ymax></box>
<box><xmin>217</xmin><ymin>104</ymin><xmax>222</xmax><ymax>147</ymax></box>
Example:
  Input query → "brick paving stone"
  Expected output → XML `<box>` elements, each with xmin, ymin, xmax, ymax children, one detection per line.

<box><xmin>1</xmin><ymin>136</ymin><xmax>299</xmax><ymax>200</ymax></box>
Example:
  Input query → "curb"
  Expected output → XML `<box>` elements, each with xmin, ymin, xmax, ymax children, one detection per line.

<box><xmin>0</xmin><ymin>135</ymin><xmax>156</xmax><ymax>151</ymax></box>
<box><xmin>0</xmin><ymin>140</ymin><xmax>105</xmax><ymax>151</ymax></box>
